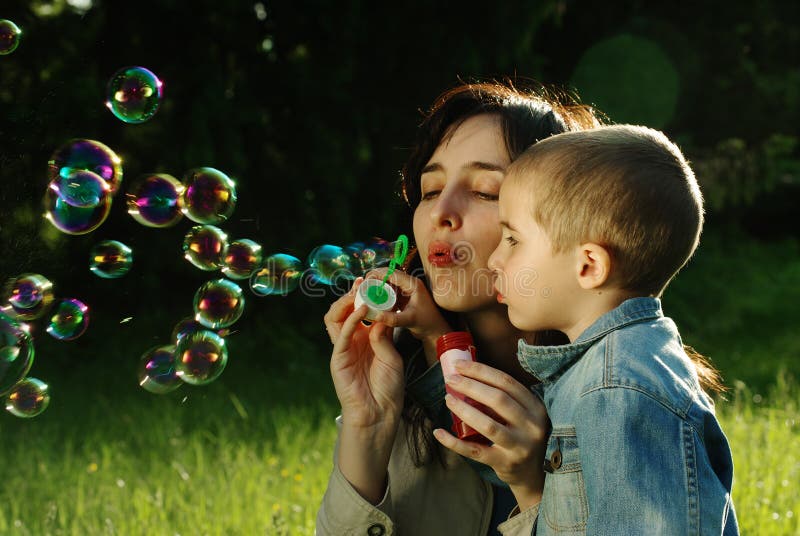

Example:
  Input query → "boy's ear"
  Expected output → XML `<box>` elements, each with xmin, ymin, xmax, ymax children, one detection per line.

<box><xmin>575</xmin><ymin>243</ymin><xmax>612</xmax><ymax>290</ymax></box>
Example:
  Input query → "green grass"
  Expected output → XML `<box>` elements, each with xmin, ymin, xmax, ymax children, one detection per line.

<box><xmin>1</xmin><ymin>230</ymin><xmax>798</xmax><ymax>534</ymax></box>
<box><xmin>718</xmin><ymin>373</ymin><xmax>800</xmax><ymax>535</ymax></box>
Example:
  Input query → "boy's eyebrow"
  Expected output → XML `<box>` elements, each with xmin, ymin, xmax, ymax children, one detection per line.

<box><xmin>421</xmin><ymin>161</ymin><xmax>507</xmax><ymax>174</ymax></box>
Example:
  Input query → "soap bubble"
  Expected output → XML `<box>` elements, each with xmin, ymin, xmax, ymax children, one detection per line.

<box><xmin>126</xmin><ymin>173</ymin><xmax>184</xmax><ymax>228</ymax></box>
<box><xmin>3</xmin><ymin>273</ymin><xmax>54</xmax><ymax>321</ymax></box>
<box><xmin>181</xmin><ymin>168</ymin><xmax>237</xmax><ymax>224</ymax></box>
<box><xmin>5</xmin><ymin>377</ymin><xmax>50</xmax><ymax>418</ymax></box>
<box><xmin>307</xmin><ymin>244</ymin><xmax>357</xmax><ymax>285</ymax></box>
<box><xmin>364</xmin><ymin>238</ymin><xmax>396</xmax><ymax>268</ymax></box>
<box><xmin>183</xmin><ymin>225</ymin><xmax>228</xmax><ymax>271</ymax></box>
<box><xmin>171</xmin><ymin>317</ymin><xmax>228</xmax><ymax>343</ymax></box>
<box><xmin>44</xmin><ymin>185</ymin><xmax>112</xmax><ymax>235</ymax></box>
<box><xmin>49</xmin><ymin>139</ymin><xmax>123</xmax><ymax>195</ymax></box>
<box><xmin>222</xmin><ymin>239</ymin><xmax>262</xmax><ymax>280</ymax></box>
<box><xmin>90</xmin><ymin>240</ymin><xmax>133</xmax><ymax>278</ymax></box>
<box><xmin>0</xmin><ymin>312</ymin><xmax>34</xmax><ymax>397</ymax></box>
<box><xmin>250</xmin><ymin>253</ymin><xmax>303</xmax><ymax>296</ymax></box>
<box><xmin>138</xmin><ymin>345</ymin><xmax>181</xmax><ymax>394</ymax></box>
<box><xmin>175</xmin><ymin>330</ymin><xmax>228</xmax><ymax>386</ymax></box>
<box><xmin>194</xmin><ymin>279</ymin><xmax>244</xmax><ymax>329</ymax></box>
<box><xmin>46</xmin><ymin>298</ymin><xmax>89</xmax><ymax>341</ymax></box>
<box><xmin>0</xmin><ymin>20</ymin><xmax>22</xmax><ymax>56</ymax></box>
<box><xmin>50</xmin><ymin>169</ymin><xmax>110</xmax><ymax>208</ymax></box>
<box><xmin>105</xmin><ymin>66</ymin><xmax>163</xmax><ymax>124</ymax></box>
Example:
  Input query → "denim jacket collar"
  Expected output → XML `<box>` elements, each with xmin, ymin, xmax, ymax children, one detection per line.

<box><xmin>519</xmin><ymin>297</ymin><xmax>663</xmax><ymax>382</ymax></box>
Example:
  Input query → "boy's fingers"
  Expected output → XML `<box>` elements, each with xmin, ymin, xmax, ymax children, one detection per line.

<box><xmin>453</xmin><ymin>360</ymin><xmax>538</xmax><ymax>411</ymax></box>
<box><xmin>432</xmin><ymin>428</ymin><xmax>495</xmax><ymax>465</ymax></box>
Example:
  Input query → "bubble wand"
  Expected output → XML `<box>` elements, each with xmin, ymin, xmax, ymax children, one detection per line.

<box><xmin>356</xmin><ymin>234</ymin><xmax>409</xmax><ymax>321</ymax></box>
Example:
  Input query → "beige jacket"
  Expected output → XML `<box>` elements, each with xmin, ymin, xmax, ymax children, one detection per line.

<box><xmin>316</xmin><ymin>416</ymin><xmax>539</xmax><ymax>536</ymax></box>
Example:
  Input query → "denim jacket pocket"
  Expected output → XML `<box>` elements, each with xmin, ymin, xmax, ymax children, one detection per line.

<box><xmin>542</xmin><ymin>427</ymin><xmax>588</xmax><ymax>534</ymax></box>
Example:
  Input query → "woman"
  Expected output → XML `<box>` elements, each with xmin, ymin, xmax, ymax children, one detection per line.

<box><xmin>317</xmin><ymin>81</ymin><xmax>599</xmax><ymax>536</ymax></box>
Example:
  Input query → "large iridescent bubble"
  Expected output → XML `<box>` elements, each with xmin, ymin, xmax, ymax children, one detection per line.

<box><xmin>250</xmin><ymin>253</ymin><xmax>303</xmax><ymax>296</ymax></box>
<box><xmin>44</xmin><ymin>181</ymin><xmax>112</xmax><ymax>235</ymax></box>
<box><xmin>174</xmin><ymin>330</ymin><xmax>228</xmax><ymax>386</ymax></box>
<box><xmin>89</xmin><ymin>240</ymin><xmax>133</xmax><ymax>278</ymax></box>
<box><xmin>0</xmin><ymin>312</ymin><xmax>34</xmax><ymax>397</ymax></box>
<box><xmin>5</xmin><ymin>377</ymin><xmax>50</xmax><ymax>418</ymax></box>
<box><xmin>181</xmin><ymin>168</ymin><xmax>237</xmax><ymax>224</ymax></box>
<box><xmin>3</xmin><ymin>273</ymin><xmax>54</xmax><ymax>321</ymax></box>
<box><xmin>193</xmin><ymin>279</ymin><xmax>244</xmax><ymax>329</ymax></box>
<box><xmin>46</xmin><ymin>298</ymin><xmax>89</xmax><ymax>341</ymax></box>
<box><xmin>106</xmin><ymin>66</ymin><xmax>163</xmax><ymax>124</ymax></box>
<box><xmin>308</xmin><ymin>244</ymin><xmax>357</xmax><ymax>285</ymax></box>
<box><xmin>182</xmin><ymin>225</ymin><xmax>228</xmax><ymax>271</ymax></box>
<box><xmin>221</xmin><ymin>239</ymin><xmax>262</xmax><ymax>280</ymax></box>
<box><xmin>50</xmin><ymin>169</ymin><xmax>110</xmax><ymax>208</ymax></box>
<box><xmin>138</xmin><ymin>345</ymin><xmax>181</xmax><ymax>394</ymax></box>
<box><xmin>126</xmin><ymin>173</ymin><xmax>184</xmax><ymax>228</ymax></box>
<box><xmin>48</xmin><ymin>139</ymin><xmax>123</xmax><ymax>195</ymax></box>
<box><xmin>0</xmin><ymin>20</ymin><xmax>22</xmax><ymax>56</ymax></box>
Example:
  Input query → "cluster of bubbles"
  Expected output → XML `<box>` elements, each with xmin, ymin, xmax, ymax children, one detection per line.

<box><xmin>1</xmin><ymin>273</ymin><xmax>90</xmax><ymax>418</ymax></box>
<box><xmin>7</xmin><ymin>53</ymin><xmax>411</xmax><ymax>414</ymax></box>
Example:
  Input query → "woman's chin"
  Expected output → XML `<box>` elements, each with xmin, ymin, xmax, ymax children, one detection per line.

<box><xmin>432</xmin><ymin>291</ymin><xmax>498</xmax><ymax>314</ymax></box>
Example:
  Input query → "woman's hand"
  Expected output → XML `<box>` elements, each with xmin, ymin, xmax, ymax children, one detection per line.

<box><xmin>432</xmin><ymin>360</ymin><xmax>549</xmax><ymax>511</ymax></box>
<box><xmin>365</xmin><ymin>268</ymin><xmax>452</xmax><ymax>366</ymax></box>
<box><xmin>325</xmin><ymin>278</ymin><xmax>406</xmax><ymax>431</ymax></box>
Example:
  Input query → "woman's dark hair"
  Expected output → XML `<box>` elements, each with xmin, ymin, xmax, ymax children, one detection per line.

<box><xmin>401</xmin><ymin>80</ymin><xmax>601</xmax><ymax>210</ymax></box>
<box><xmin>397</xmin><ymin>80</ymin><xmax>601</xmax><ymax>467</ymax></box>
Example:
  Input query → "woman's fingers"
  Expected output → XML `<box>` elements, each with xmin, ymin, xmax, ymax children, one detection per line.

<box><xmin>443</xmin><ymin>393</ymin><xmax>514</xmax><ymax>446</ymax></box>
<box><xmin>365</xmin><ymin>268</ymin><xmax>419</xmax><ymax>295</ymax></box>
<box><xmin>331</xmin><ymin>304</ymin><xmax>368</xmax><ymax>356</ymax></box>
<box><xmin>323</xmin><ymin>277</ymin><xmax>363</xmax><ymax>343</ymax></box>
<box><xmin>449</xmin><ymin>360</ymin><xmax>541</xmax><ymax>415</ymax></box>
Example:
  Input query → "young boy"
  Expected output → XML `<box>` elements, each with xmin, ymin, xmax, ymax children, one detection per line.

<box><xmin>486</xmin><ymin>125</ymin><xmax>739</xmax><ymax>534</ymax></box>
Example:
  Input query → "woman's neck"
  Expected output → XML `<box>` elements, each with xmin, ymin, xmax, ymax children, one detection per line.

<box><xmin>463</xmin><ymin>305</ymin><xmax>534</xmax><ymax>385</ymax></box>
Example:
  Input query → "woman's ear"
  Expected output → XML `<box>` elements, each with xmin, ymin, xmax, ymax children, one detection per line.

<box><xmin>575</xmin><ymin>243</ymin><xmax>612</xmax><ymax>290</ymax></box>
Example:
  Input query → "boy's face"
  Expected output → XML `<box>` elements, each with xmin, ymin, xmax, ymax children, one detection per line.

<box><xmin>488</xmin><ymin>177</ymin><xmax>578</xmax><ymax>333</ymax></box>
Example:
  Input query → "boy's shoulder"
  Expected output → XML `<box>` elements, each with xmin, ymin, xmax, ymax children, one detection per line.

<box><xmin>567</xmin><ymin>316</ymin><xmax>705</xmax><ymax>418</ymax></box>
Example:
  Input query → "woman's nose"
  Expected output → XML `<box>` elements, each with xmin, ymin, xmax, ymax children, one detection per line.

<box><xmin>429</xmin><ymin>190</ymin><xmax>463</xmax><ymax>230</ymax></box>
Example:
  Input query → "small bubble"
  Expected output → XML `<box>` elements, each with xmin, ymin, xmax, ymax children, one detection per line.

<box><xmin>772</xmin><ymin>512</ymin><xmax>780</xmax><ymax>520</ymax></box>
<box><xmin>106</xmin><ymin>66</ymin><xmax>163</xmax><ymax>124</ymax></box>
<box><xmin>116</xmin><ymin>479</ymin><xmax>125</xmax><ymax>488</ymax></box>
<box><xmin>752</xmin><ymin>394</ymin><xmax>763</xmax><ymax>404</ymax></box>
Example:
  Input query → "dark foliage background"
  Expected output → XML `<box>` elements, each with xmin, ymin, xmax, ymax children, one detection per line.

<box><xmin>1</xmin><ymin>0</ymin><xmax>798</xmax><ymax>389</ymax></box>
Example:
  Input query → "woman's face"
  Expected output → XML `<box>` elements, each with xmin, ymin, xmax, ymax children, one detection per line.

<box><xmin>413</xmin><ymin>113</ymin><xmax>510</xmax><ymax>313</ymax></box>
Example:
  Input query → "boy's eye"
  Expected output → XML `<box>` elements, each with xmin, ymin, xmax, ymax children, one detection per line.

<box><xmin>473</xmin><ymin>191</ymin><xmax>499</xmax><ymax>201</ymax></box>
<box><xmin>505</xmin><ymin>235</ymin><xmax>518</xmax><ymax>246</ymax></box>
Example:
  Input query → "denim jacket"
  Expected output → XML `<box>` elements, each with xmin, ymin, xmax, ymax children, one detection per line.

<box><xmin>518</xmin><ymin>297</ymin><xmax>739</xmax><ymax>535</ymax></box>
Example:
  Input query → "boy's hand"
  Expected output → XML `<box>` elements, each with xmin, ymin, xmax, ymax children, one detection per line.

<box><xmin>432</xmin><ymin>360</ymin><xmax>549</xmax><ymax>511</ymax></box>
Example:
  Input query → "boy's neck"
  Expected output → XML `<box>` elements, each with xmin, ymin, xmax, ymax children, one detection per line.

<box><xmin>562</xmin><ymin>289</ymin><xmax>643</xmax><ymax>342</ymax></box>
<box><xmin>464</xmin><ymin>304</ymin><xmax>535</xmax><ymax>385</ymax></box>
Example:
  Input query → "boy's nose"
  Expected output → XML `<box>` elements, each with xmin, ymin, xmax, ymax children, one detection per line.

<box><xmin>487</xmin><ymin>245</ymin><xmax>502</xmax><ymax>271</ymax></box>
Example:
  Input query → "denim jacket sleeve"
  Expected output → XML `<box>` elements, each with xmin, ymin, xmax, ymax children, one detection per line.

<box><xmin>572</xmin><ymin>387</ymin><xmax>736</xmax><ymax>535</ymax></box>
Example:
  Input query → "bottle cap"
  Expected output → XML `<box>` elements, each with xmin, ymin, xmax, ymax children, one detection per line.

<box><xmin>355</xmin><ymin>279</ymin><xmax>397</xmax><ymax>321</ymax></box>
<box><xmin>436</xmin><ymin>331</ymin><xmax>474</xmax><ymax>356</ymax></box>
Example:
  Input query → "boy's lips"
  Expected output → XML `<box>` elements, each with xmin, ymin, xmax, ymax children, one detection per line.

<box><xmin>427</xmin><ymin>241</ymin><xmax>454</xmax><ymax>267</ymax></box>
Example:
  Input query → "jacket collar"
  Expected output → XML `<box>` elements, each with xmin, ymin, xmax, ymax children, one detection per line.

<box><xmin>519</xmin><ymin>297</ymin><xmax>663</xmax><ymax>382</ymax></box>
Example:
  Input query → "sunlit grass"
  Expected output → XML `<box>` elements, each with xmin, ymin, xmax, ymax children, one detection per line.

<box><xmin>1</xmin><ymin>232</ymin><xmax>798</xmax><ymax>534</ymax></box>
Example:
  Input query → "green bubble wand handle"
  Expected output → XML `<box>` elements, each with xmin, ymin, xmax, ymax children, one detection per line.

<box><xmin>365</xmin><ymin>234</ymin><xmax>409</xmax><ymax>305</ymax></box>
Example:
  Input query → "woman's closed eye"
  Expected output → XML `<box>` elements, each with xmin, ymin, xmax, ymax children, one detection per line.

<box><xmin>421</xmin><ymin>190</ymin><xmax>441</xmax><ymax>201</ymax></box>
<box><xmin>473</xmin><ymin>191</ymin><xmax>499</xmax><ymax>201</ymax></box>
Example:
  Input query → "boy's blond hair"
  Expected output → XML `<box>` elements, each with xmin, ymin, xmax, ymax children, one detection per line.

<box><xmin>508</xmin><ymin>124</ymin><xmax>704</xmax><ymax>297</ymax></box>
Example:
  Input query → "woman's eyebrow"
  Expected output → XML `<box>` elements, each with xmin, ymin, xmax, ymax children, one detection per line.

<box><xmin>421</xmin><ymin>161</ymin><xmax>506</xmax><ymax>175</ymax></box>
